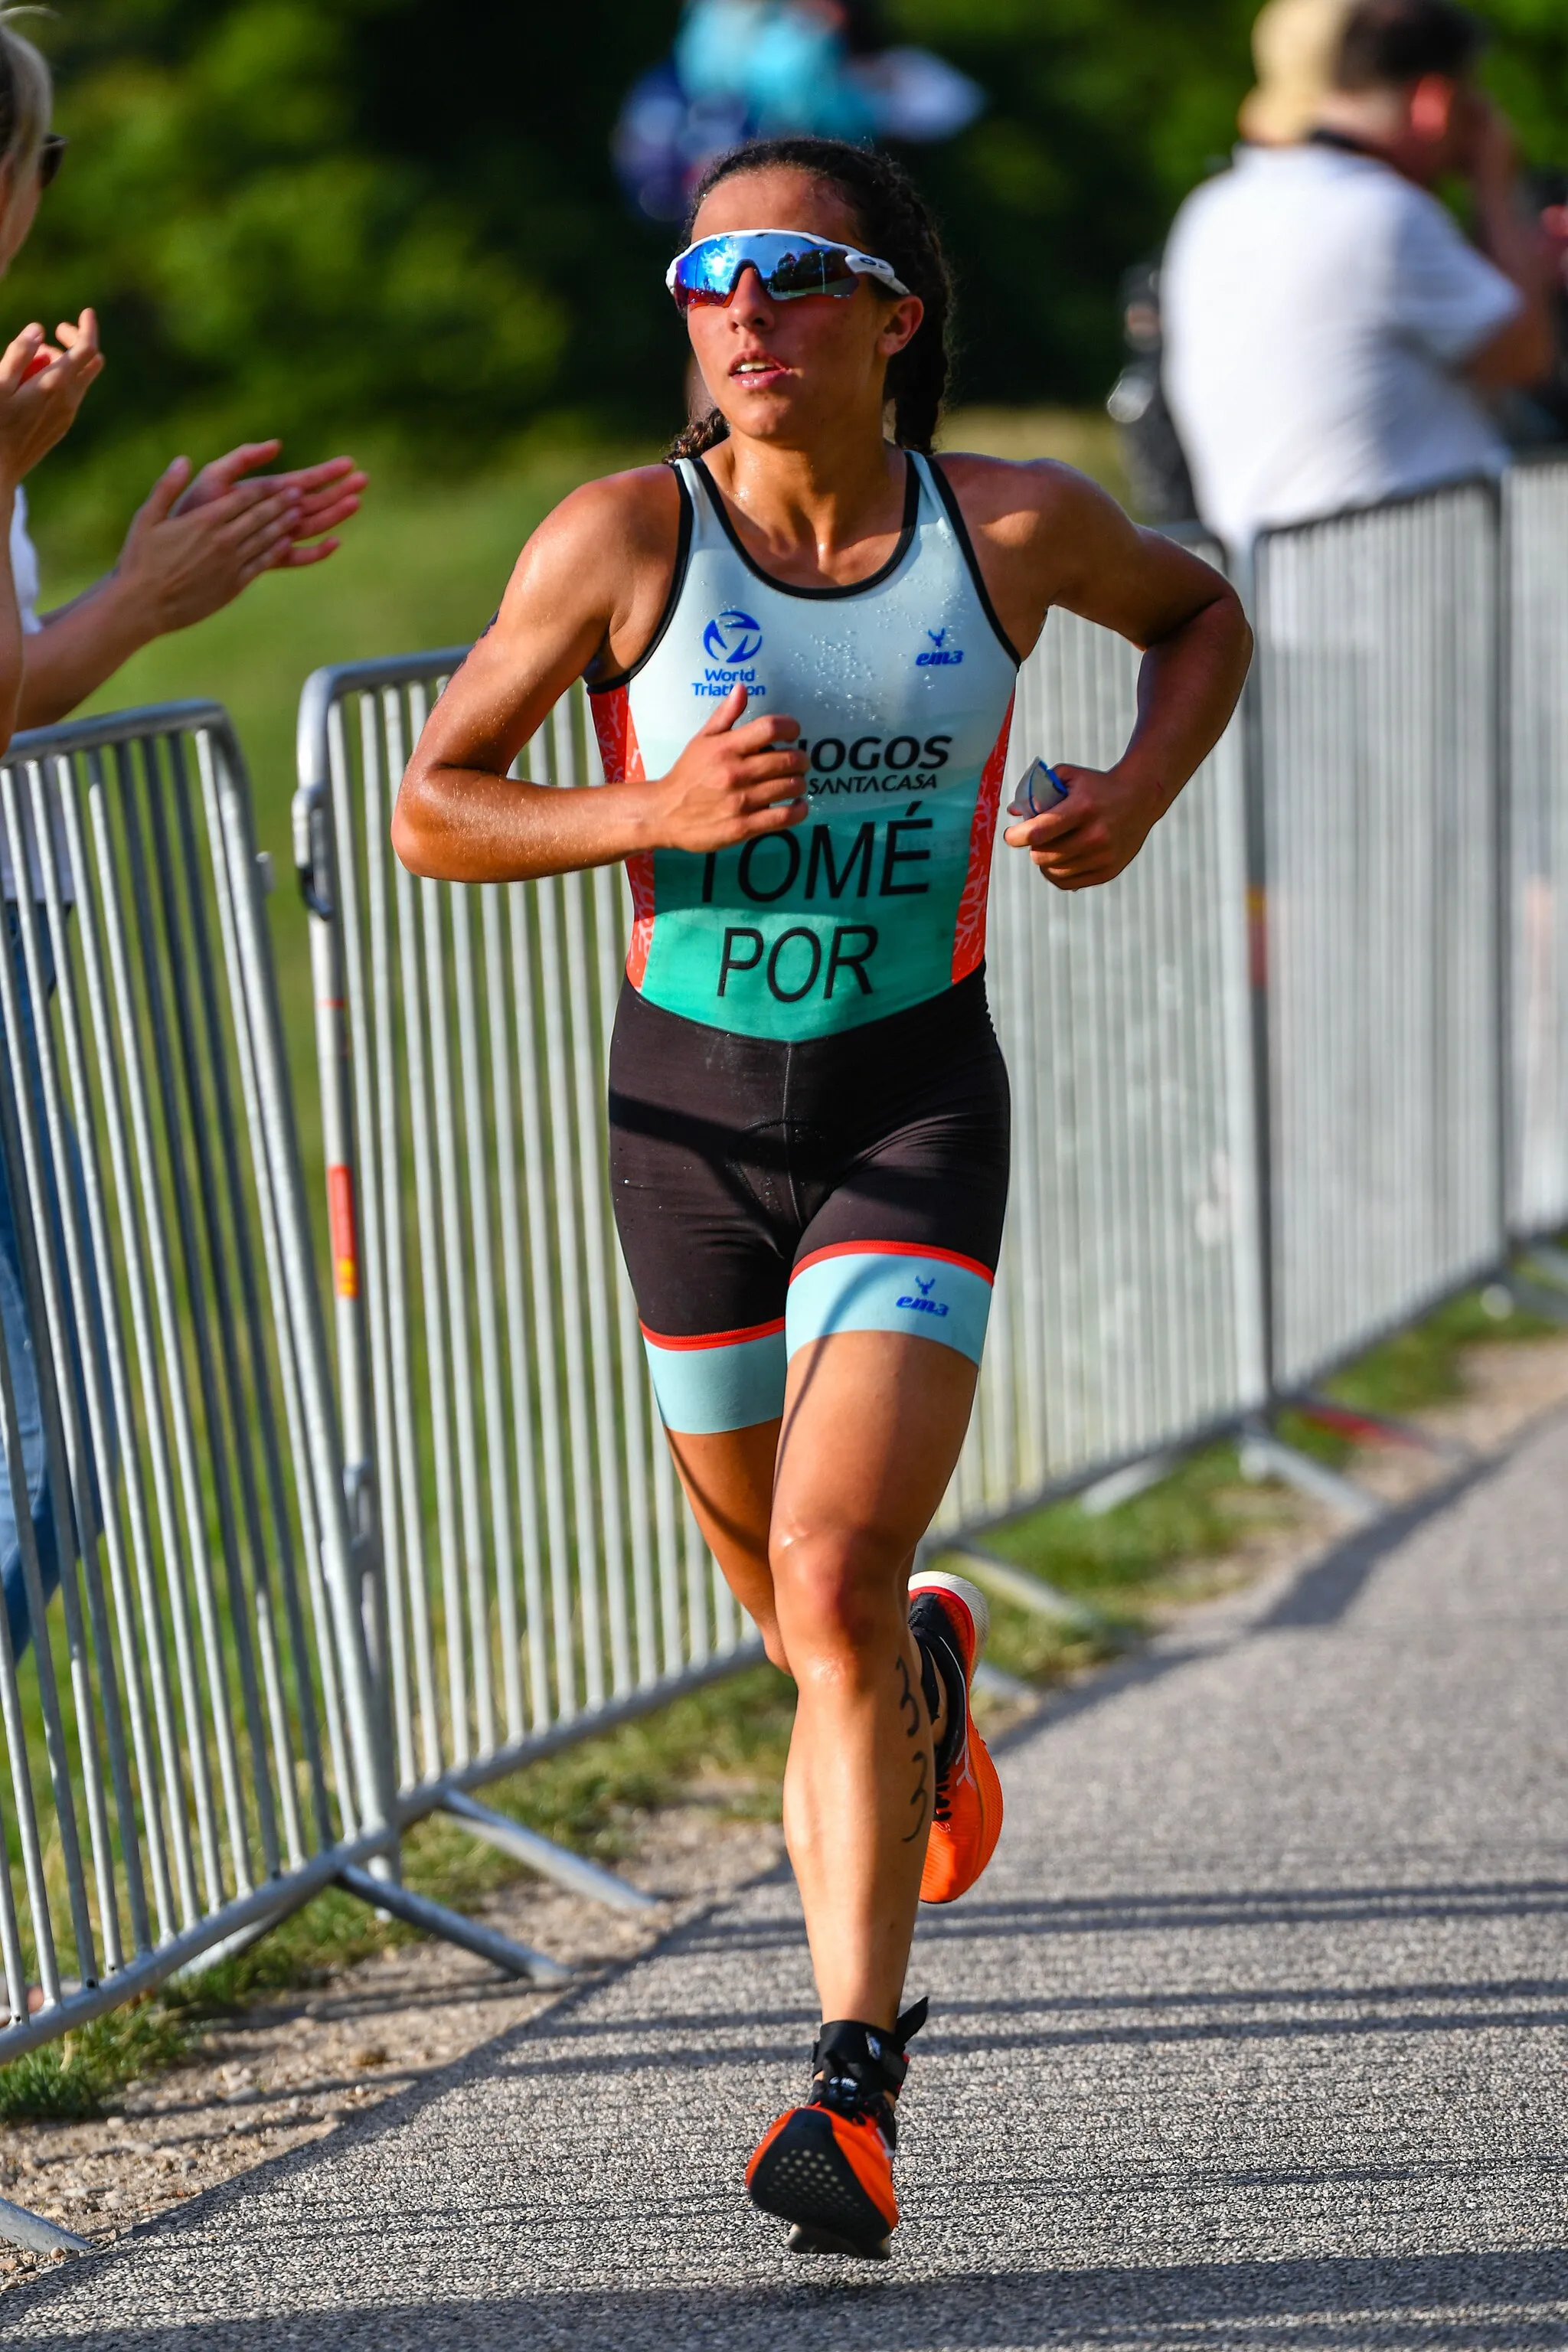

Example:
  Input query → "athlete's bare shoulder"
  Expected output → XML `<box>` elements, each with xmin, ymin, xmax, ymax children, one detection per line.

<box><xmin>935</xmin><ymin>452</ymin><xmax>1126</xmax><ymax>565</ymax></box>
<box><xmin>533</xmin><ymin>462</ymin><xmax>683</xmax><ymax>557</ymax></box>
<box><xmin>932</xmin><ymin>449</ymin><xmax>1221</xmax><ymax>655</ymax></box>
<box><xmin>502</xmin><ymin>462</ymin><xmax>686</xmax><ymax>681</ymax></box>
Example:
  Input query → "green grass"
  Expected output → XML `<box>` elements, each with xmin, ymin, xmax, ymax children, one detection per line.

<box><xmin>1276</xmin><ymin>1288</ymin><xmax>1559</xmax><ymax>1465</ymax></box>
<box><xmin>0</xmin><ymin>1998</ymin><xmax>202</xmax><ymax>2125</ymax></box>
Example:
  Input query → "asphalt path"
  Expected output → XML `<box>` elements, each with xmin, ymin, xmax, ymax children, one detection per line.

<box><xmin>7</xmin><ymin>1413</ymin><xmax>1568</xmax><ymax>2350</ymax></box>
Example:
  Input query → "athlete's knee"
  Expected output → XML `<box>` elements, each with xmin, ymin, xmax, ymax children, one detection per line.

<box><xmin>769</xmin><ymin>1524</ymin><xmax>906</xmax><ymax>1666</ymax></box>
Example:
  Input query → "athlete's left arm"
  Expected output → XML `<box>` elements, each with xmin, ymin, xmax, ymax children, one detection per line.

<box><xmin>944</xmin><ymin>457</ymin><xmax>1252</xmax><ymax>892</ymax></box>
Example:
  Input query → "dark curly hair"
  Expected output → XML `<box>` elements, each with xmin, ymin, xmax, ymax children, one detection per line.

<box><xmin>669</xmin><ymin>138</ymin><xmax>954</xmax><ymax>461</ymax></box>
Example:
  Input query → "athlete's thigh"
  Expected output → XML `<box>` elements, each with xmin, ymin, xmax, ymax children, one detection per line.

<box><xmin>771</xmin><ymin>1330</ymin><xmax>977</xmax><ymax>1574</ymax></box>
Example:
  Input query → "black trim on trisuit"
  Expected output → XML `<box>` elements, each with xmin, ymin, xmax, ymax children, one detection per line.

<box><xmin>926</xmin><ymin>457</ymin><xmax>1023</xmax><ymax>667</ymax></box>
<box><xmin>690</xmin><ymin>450</ymin><xmax>920</xmax><ymax>600</ymax></box>
<box><xmin>587</xmin><ymin>464</ymin><xmax>697</xmax><ymax>694</ymax></box>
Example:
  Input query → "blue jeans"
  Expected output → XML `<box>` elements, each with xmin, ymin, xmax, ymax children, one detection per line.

<box><xmin>0</xmin><ymin>904</ymin><xmax>100</xmax><ymax>1662</ymax></box>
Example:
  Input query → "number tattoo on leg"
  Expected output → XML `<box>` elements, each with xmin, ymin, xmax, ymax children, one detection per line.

<box><xmin>897</xmin><ymin>1652</ymin><xmax>930</xmax><ymax>1843</ymax></box>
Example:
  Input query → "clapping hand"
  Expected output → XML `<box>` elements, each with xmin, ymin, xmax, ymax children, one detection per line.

<box><xmin>174</xmin><ymin>439</ymin><xmax>367</xmax><ymax>567</ymax></box>
<box><xmin>115</xmin><ymin>439</ymin><xmax>368</xmax><ymax>634</ymax></box>
<box><xmin>0</xmin><ymin>309</ymin><xmax>103</xmax><ymax>486</ymax></box>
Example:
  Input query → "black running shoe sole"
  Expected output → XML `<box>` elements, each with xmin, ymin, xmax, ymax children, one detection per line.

<box><xmin>748</xmin><ymin>2109</ymin><xmax>894</xmax><ymax>2262</ymax></box>
<box><xmin>789</xmin><ymin>2221</ymin><xmax>890</xmax><ymax>2261</ymax></box>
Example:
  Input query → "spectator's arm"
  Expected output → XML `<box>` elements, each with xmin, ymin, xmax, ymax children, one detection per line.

<box><xmin>1465</xmin><ymin>196</ymin><xmax>1553</xmax><ymax>386</ymax></box>
<box><xmin>1390</xmin><ymin>164</ymin><xmax>1544</xmax><ymax>394</ymax></box>
<box><xmin>17</xmin><ymin>443</ymin><xmax>365</xmax><ymax>730</ymax></box>
<box><xmin>0</xmin><ymin>478</ymin><xmax>23</xmax><ymax>753</ymax></box>
<box><xmin>1459</xmin><ymin>99</ymin><xmax>1553</xmax><ymax>389</ymax></box>
<box><xmin>15</xmin><ymin>570</ymin><xmax>165</xmax><ymax>730</ymax></box>
<box><xmin>1467</xmin><ymin>298</ymin><xmax>1553</xmax><ymax>390</ymax></box>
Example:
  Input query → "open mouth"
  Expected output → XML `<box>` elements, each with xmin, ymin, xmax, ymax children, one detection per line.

<box><xmin>730</xmin><ymin>355</ymin><xmax>790</xmax><ymax>384</ymax></box>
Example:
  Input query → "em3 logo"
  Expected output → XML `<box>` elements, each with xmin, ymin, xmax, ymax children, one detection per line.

<box><xmin>916</xmin><ymin>626</ymin><xmax>963</xmax><ymax>668</ymax></box>
<box><xmin>703</xmin><ymin>609</ymin><xmax>764</xmax><ymax>665</ymax></box>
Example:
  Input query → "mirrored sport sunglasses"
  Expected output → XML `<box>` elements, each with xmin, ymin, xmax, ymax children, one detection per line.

<box><xmin>38</xmin><ymin>133</ymin><xmax>67</xmax><ymax>191</ymax></box>
<box><xmin>666</xmin><ymin>229</ymin><xmax>909</xmax><ymax>312</ymax></box>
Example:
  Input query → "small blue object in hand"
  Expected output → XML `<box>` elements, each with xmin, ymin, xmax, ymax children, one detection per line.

<box><xmin>1020</xmin><ymin>759</ymin><xmax>1070</xmax><ymax>814</ymax></box>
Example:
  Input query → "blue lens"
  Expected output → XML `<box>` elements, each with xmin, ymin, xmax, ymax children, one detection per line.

<box><xmin>671</xmin><ymin>234</ymin><xmax>860</xmax><ymax>308</ymax></box>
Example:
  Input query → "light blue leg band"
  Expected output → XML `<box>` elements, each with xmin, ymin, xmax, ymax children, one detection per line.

<box><xmin>641</xmin><ymin>1319</ymin><xmax>789</xmax><ymax>1436</ymax></box>
<box><xmin>786</xmin><ymin>1245</ymin><xmax>994</xmax><ymax>1366</ymax></box>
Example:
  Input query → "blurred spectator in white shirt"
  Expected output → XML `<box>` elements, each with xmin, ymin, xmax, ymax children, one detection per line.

<box><xmin>1161</xmin><ymin>0</ymin><xmax>1552</xmax><ymax>557</ymax></box>
<box><xmin>1107</xmin><ymin>0</ymin><xmax>1351</xmax><ymax>525</ymax></box>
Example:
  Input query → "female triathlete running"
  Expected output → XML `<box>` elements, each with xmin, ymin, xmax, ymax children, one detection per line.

<box><xmin>394</xmin><ymin>136</ymin><xmax>1250</xmax><ymax>2262</ymax></box>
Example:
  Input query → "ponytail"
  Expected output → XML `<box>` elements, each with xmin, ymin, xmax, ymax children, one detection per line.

<box><xmin>670</xmin><ymin>405</ymin><xmax>733</xmax><ymax>461</ymax></box>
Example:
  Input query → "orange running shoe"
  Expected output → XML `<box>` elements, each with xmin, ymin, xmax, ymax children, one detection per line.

<box><xmin>746</xmin><ymin>2003</ymin><xmax>926</xmax><ymax>2260</ymax></box>
<box><xmin>909</xmin><ymin>1568</ymin><xmax>1004</xmax><ymax>1904</ymax></box>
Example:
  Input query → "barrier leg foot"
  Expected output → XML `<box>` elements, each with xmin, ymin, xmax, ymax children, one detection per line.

<box><xmin>1237</xmin><ymin>1426</ymin><xmax>1383</xmax><ymax>1524</ymax></box>
<box><xmin>434</xmin><ymin>1790</ymin><xmax>660</xmax><ymax>1916</ymax></box>
<box><xmin>0</xmin><ymin>2192</ymin><xmax>92</xmax><ymax>2257</ymax></box>
<box><xmin>1504</xmin><ymin>1277</ymin><xmax>1568</xmax><ymax>1324</ymax></box>
<box><xmin>334</xmin><ymin>1865</ymin><xmax>570</xmax><ymax>1986</ymax></box>
<box><xmin>1078</xmin><ymin>1449</ymin><xmax>1182</xmax><ymax>1516</ymax></box>
<box><xmin>972</xmin><ymin>1660</ymin><xmax>1040</xmax><ymax>1704</ymax></box>
<box><xmin>1510</xmin><ymin>1257</ymin><xmax>1568</xmax><ymax>1324</ymax></box>
<box><xmin>1295</xmin><ymin>1393</ymin><xmax>1470</xmax><ymax>1463</ymax></box>
<box><xmin>937</xmin><ymin>1544</ymin><xmax>1106</xmax><ymax>1633</ymax></box>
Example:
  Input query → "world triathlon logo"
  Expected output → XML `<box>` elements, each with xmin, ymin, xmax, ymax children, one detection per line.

<box><xmin>703</xmin><ymin>609</ymin><xmax>764</xmax><ymax>665</ymax></box>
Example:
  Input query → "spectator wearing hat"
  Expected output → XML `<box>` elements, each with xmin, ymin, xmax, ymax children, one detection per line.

<box><xmin>1107</xmin><ymin>0</ymin><xmax>1351</xmax><ymax>523</ymax></box>
<box><xmin>1161</xmin><ymin>0</ymin><xmax>1552</xmax><ymax>557</ymax></box>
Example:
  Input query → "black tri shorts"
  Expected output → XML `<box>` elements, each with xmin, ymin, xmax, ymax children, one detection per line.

<box><xmin>606</xmin><ymin>968</ymin><xmax>1011</xmax><ymax>1434</ymax></box>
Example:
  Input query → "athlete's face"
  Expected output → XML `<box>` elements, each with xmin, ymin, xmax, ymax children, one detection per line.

<box><xmin>684</xmin><ymin>168</ymin><xmax>923</xmax><ymax>449</ymax></box>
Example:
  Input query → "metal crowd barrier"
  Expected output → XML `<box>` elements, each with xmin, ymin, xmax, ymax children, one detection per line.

<box><xmin>1503</xmin><ymin>455</ymin><xmax>1568</xmax><ymax>1239</ymax></box>
<box><xmin>0</xmin><ymin>703</ymin><xmax>391</xmax><ymax>2071</ymax></box>
<box><xmin>937</xmin><ymin>560</ymin><xmax>1265</xmax><ymax>1532</ymax></box>
<box><xmin>293</xmin><ymin>661</ymin><xmax>757</xmax><ymax>1867</ymax></box>
<box><xmin>1252</xmin><ymin>480</ymin><xmax>1504</xmax><ymax>1393</ymax></box>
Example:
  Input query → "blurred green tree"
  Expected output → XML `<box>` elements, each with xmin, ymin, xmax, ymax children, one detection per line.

<box><xmin>6</xmin><ymin>0</ymin><xmax>1564</xmax><ymax>510</ymax></box>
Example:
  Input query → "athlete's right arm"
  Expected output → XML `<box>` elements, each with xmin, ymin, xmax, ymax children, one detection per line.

<box><xmin>392</xmin><ymin>469</ymin><xmax>808</xmax><ymax>883</ymax></box>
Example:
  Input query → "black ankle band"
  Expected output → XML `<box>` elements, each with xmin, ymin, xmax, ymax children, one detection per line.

<box><xmin>812</xmin><ymin>1998</ymin><xmax>928</xmax><ymax>2100</ymax></box>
